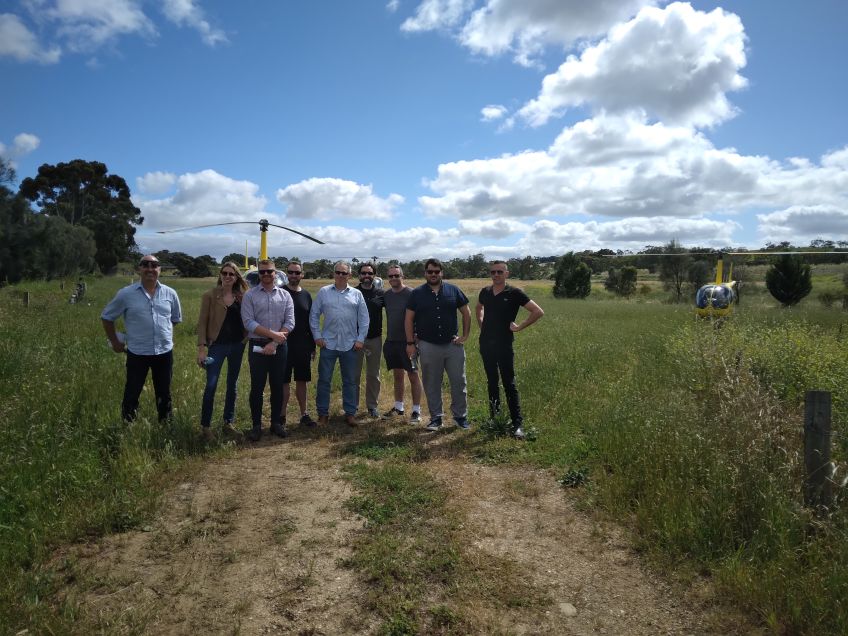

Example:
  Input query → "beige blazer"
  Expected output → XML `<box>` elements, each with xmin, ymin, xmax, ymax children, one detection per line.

<box><xmin>197</xmin><ymin>286</ymin><xmax>247</xmax><ymax>346</ymax></box>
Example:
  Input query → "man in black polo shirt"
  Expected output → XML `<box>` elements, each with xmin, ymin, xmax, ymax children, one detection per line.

<box><xmin>405</xmin><ymin>258</ymin><xmax>471</xmax><ymax>431</ymax></box>
<box><xmin>475</xmin><ymin>260</ymin><xmax>544</xmax><ymax>439</ymax></box>
<box><xmin>354</xmin><ymin>262</ymin><xmax>385</xmax><ymax>418</ymax></box>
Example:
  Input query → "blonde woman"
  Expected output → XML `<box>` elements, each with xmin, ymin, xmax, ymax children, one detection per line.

<box><xmin>197</xmin><ymin>262</ymin><xmax>248</xmax><ymax>439</ymax></box>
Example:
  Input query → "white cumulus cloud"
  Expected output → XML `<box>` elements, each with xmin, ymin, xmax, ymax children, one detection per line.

<box><xmin>135</xmin><ymin>169</ymin><xmax>269</xmax><ymax>230</ymax></box>
<box><xmin>160</xmin><ymin>0</ymin><xmax>227</xmax><ymax>46</ymax></box>
<box><xmin>0</xmin><ymin>13</ymin><xmax>61</xmax><ymax>62</ymax></box>
<box><xmin>480</xmin><ymin>104</ymin><xmax>508</xmax><ymax>122</ymax></box>
<box><xmin>517</xmin><ymin>2</ymin><xmax>748</xmax><ymax>128</ymax></box>
<box><xmin>0</xmin><ymin>132</ymin><xmax>41</xmax><ymax>167</ymax></box>
<box><xmin>277</xmin><ymin>178</ymin><xmax>404</xmax><ymax>221</ymax></box>
<box><xmin>420</xmin><ymin>114</ymin><xmax>848</xmax><ymax>227</ymax></box>
<box><xmin>757</xmin><ymin>205</ymin><xmax>848</xmax><ymax>245</ymax></box>
<box><xmin>401</xmin><ymin>0</ymin><xmax>474</xmax><ymax>32</ymax></box>
<box><xmin>136</xmin><ymin>171</ymin><xmax>177</xmax><ymax>195</ymax></box>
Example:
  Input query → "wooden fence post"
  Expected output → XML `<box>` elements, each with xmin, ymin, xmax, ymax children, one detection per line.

<box><xmin>23</xmin><ymin>291</ymin><xmax>30</xmax><ymax>307</ymax></box>
<box><xmin>804</xmin><ymin>390</ymin><xmax>832</xmax><ymax>512</ymax></box>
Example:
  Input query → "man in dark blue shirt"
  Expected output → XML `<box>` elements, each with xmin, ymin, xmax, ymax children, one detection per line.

<box><xmin>405</xmin><ymin>258</ymin><xmax>471</xmax><ymax>431</ymax></box>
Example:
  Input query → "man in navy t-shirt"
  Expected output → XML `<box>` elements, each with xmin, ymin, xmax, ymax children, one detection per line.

<box><xmin>475</xmin><ymin>260</ymin><xmax>544</xmax><ymax>439</ymax></box>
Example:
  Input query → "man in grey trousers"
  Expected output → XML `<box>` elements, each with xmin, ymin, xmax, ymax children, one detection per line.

<box><xmin>405</xmin><ymin>258</ymin><xmax>471</xmax><ymax>431</ymax></box>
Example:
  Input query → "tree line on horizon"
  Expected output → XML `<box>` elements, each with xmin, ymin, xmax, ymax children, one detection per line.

<box><xmin>1</xmin><ymin>158</ymin><xmax>846</xmax><ymax>290</ymax></box>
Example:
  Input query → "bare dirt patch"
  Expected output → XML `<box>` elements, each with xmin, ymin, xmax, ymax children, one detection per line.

<box><xmin>57</xmin><ymin>423</ymin><xmax>752</xmax><ymax>635</ymax></box>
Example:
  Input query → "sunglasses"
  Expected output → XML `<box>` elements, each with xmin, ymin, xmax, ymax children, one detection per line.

<box><xmin>360</xmin><ymin>272</ymin><xmax>374</xmax><ymax>276</ymax></box>
<box><xmin>221</xmin><ymin>271</ymin><xmax>236</xmax><ymax>277</ymax></box>
<box><xmin>335</xmin><ymin>271</ymin><xmax>350</xmax><ymax>275</ymax></box>
<box><xmin>287</xmin><ymin>270</ymin><xmax>302</xmax><ymax>275</ymax></box>
<box><xmin>387</xmin><ymin>274</ymin><xmax>401</xmax><ymax>279</ymax></box>
<box><xmin>490</xmin><ymin>270</ymin><xmax>505</xmax><ymax>274</ymax></box>
<box><xmin>259</xmin><ymin>269</ymin><xmax>275</xmax><ymax>275</ymax></box>
<box><xmin>140</xmin><ymin>261</ymin><xmax>160</xmax><ymax>268</ymax></box>
<box><xmin>425</xmin><ymin>270</ymin><xmax>441</xmax><ymax>275</ymax></box>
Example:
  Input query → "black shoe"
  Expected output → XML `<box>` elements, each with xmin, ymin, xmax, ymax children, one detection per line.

<box><xmin>270</xmin><ymin>423</ymin><xmax>288</xmax><ymax>438</ymax></box>
<box><xmin>382</xmin><ymin>407</ymin><xmax>405</xmax><ymax>419</ymax></box>
<box><xmin>300</xmin><ymin>414</ymin><xmax>318</xmax><ymax>427</ymax></box>
<box><xmin>246</xmin><ymin>427</ymin><xmax>262</xmax><ymax>442</ymax></box>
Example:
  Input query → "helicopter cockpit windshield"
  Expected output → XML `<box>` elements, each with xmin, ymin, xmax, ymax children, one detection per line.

<box><xmin>245</xmin><ymin>270</ymin><xmax>288</xmax><ymax>289</ymax></box>
<box><xmin>695</xmin><ymin>284</ymin><xmax>734</xmax><ymax>309</ymax></box>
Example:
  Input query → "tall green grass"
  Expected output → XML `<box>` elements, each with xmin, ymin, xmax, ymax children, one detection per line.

<box><xmin>460</xmin><ymin>291</ymin><xmax>848</xmax><ymax>634</ymax></box>
<box><xmin>0</xmin><ymin>277</ymin><xmax>225</xmax><ymax>632</ymax></box>
<box><xmin>2</xmin><ymin>275</ymin><xmax>848</xmax><ymax>633</ymax></box>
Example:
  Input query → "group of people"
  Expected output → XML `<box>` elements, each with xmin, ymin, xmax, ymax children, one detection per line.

<box><xmin>101</xmin><ymin>255</ymin><xmax>544</xmax><ymax>440</ymax></box>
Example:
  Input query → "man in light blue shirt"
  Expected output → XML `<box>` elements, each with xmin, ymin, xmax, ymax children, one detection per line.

<box><xmin>102</xmin><ymin>255</ymin><xmax>182</xmax><ymax>422</ymax></box>
<box><xmin>309</xmin><ymin>261</ymin><xmax>369</xmax><ymax>426</ymax></box>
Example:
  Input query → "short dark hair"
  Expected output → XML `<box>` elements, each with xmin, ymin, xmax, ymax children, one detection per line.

<box><xmin>424</xmin><ymin>258</ymin><xmax>443</xmax><ymax>271</ymax></box>
<box><xmin>359</xmin><ymin>262</ymin><xmax>376</xmax><ymax>274</ymax></box>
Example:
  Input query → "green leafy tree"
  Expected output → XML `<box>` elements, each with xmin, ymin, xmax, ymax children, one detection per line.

<box><xmin>19</xmin><ymin>159</ymin><xmax>142</xmax><ymax>273</ymax></box>
<box><xmin>0</xmin><ymin>177</ymin><xmax>96</xmax><ymax>283</ymax></box>
<box><xmin>766</xmin><ymin>254</ymin><xmax>812</xmax><ymax>307</ymax></box>
<box><xmin>155</xmin><ymin>251</ymin><xmax>212</xmax><ymax>278</ymax></box>
<box><xmin>221</xmin><ymin>252</ymin><xmax>248</xmax><ymax>267</ymax></box>
<box><xmin>658</xmin><ymin>240</ymin><xmax>691</xmax><ymax>302</ymax></box>
<box><xmin>687</xmin><ymin>260</ymin><xmax>711</xmax><ymax>294</ymax></box>
<box><xmin>605</xmin><ymin>266</ymin><xmax>637</xmax><ymax>297</ymax></box>
<box><xmin>553</xmin><ymin>252</ymin><xmax>591</xmax><ymax>298</ymax></box>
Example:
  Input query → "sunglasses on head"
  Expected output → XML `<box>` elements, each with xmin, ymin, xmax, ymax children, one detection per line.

<box><xmin>140</xmin><ymin>261</ymin><xmax>160</xmax><ymax>268</ymax></box>
<box><xmin>259</xmin><ymin>269</ymin><xmax>275</xmax><ymax>275</ymax></box>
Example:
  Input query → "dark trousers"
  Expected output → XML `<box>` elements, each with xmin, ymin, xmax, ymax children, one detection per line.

<box><xmin>248</xmin><ymin>343</ymin><xmax>288</xmax><ymax>430</ymax></box>
<box><xmin>479</xmin><ymin>338</ymin><xmax>522</xmax><ymax>427</ymax></box>
<box><xmin>123</xmin><ymin>349</ymin><xmax>173</xmax><ymax>422</ymax></box>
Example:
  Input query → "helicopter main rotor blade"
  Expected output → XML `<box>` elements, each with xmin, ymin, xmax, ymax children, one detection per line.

<box><xmin>266</xmin><ymin>223</ymin><xmax>325</xmax><ymax>245</ymax></box>
<box><xmin>157</xmin><ymin>220</ymin><xmax>325</xmax><ymax>245</ymax></box>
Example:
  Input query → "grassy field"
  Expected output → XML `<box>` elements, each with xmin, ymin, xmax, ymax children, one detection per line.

<box><xmin>1</xmin><ymin>271</ymin><xmax>847</xmax><ymax>633</ymax></box>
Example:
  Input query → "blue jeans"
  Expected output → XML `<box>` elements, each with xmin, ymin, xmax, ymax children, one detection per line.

<box><xmin>316</xmin><ymin>347</ymin><xmax>359</xmax><ymax>416</ymax></box>
<box><xmin>201</xmin><ymin>341</ymin><xmax>246</xmax><ymax>427</ymax></box>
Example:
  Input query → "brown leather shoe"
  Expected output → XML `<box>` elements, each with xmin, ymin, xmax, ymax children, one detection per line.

<box><xmin>318</xmin><ymin>415</ymin><xmax>329</xmax><ymax>426</ymax></box>
<box><xmin>345</xmin><ymin>414</ymin><xmax>358</xmax><ymax>427</ymax></box>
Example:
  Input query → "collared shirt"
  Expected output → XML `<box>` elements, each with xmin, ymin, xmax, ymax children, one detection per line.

<box><xmin>384</xmin><ymin>286</ymin><xmax>412</xmax><ymax>342</ymax></box>
<box><xmin>101</xmin><ymin>281</ymin><xmax>182</xmax><ymax>355</ymax></box>
<box><xmin>241</xmin><ymin>285</ymin><xmax>295</xmax><ymax>338</ymax></box>
<box><xmin>309</xmin><ymin>284</ymin><xmax>369</xmax><ymax>351</ymax></box>
<box><xmin>407</xmin><ymin>281</ymin><xmax>469</xmax><ymax>344</ymax></box>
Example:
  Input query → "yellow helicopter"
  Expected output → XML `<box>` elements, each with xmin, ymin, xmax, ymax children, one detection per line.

<box><xmin>695</xmin><ymin>253</ymin><xmax>736</xmax><ymax>318</ymax></box>
<box><xmin>158</xmin><ymin>218</ymin><xmax>324</xmax><ymax>287</ymax></box>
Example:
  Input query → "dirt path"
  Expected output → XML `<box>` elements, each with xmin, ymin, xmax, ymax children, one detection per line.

<box><xmin>58</xmin><ymin>423</ymin><xmax>745</xmax><ymax>635</ymax></box>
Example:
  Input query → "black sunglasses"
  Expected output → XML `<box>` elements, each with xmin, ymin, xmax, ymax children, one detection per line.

<box><xmin>490</xmin><ymin>270</ymin><xmax>505</xmax><ymax>274</ymax></box>
<box><xmin>334</xmin><ymin>270</ymin><xmax>350</xmax><ymax>275</ymax></box>
<box><xmin>259</xmin><ymin>269</ymin><xmax>275</xmax><ymax>275</ymax></box>
<box><xmin>425</xmin><ymin>270</ymin><xmax>441</xmax><ymax>275</ymax></box>
<box><xmin>359</xmin><ymin>272</ymin><xmax>374</xmax><ymax>276</ymax></box>
<box><xmin>287</xmin><ymin>270</ymin><xmax>302</xmax><ymax>275</ymax></box>
<box><xmin>387</xmin><ymin>274</ymin><xmax>401</xmax><ymax>278</ymax></box>
<box><xmin>140</xmin><ymin>261</ymin><xmax>160</xmax><ymax>268</ymax></box>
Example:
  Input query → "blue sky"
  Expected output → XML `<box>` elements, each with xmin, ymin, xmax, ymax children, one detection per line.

<box><xmin>2</xmin><ymin>0</ymin><xmax>847</xmax><ymax>262</ymax></box>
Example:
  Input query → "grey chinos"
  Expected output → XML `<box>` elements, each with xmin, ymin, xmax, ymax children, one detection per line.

<box><xmin>417</xmin><ymin>340</ymin><xmax>467</xmax><ymax>420</ymax></box>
